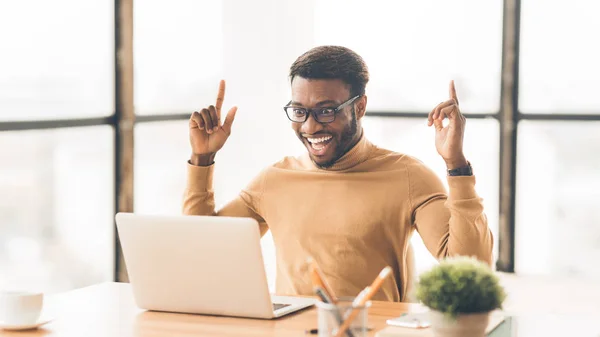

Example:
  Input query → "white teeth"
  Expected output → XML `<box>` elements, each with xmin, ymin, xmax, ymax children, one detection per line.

<box><xmin>307</xmin><ymin>136</ymin><xmax>332</xmax><ymax>144</ymax></box>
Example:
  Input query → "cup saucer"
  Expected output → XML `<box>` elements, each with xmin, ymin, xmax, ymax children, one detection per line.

<box><xmin>0</xmin><ymin>317</ymin><xmax>54</xmax><ymax>331</ymax></box>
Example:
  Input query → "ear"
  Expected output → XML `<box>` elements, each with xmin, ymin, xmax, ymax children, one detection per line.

<box><xmin>355</xmin><ymin>95</ymin><xmax>367</xmax><ymax>120</ymax></box>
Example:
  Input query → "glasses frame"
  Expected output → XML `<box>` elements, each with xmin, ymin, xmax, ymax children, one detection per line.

<box><xmin>283</xmin><ymin>95</ymin><xmax>361</xmax><ymax>123</ymax></box>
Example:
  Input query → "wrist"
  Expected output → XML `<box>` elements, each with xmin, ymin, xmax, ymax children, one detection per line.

<box><xmin>444</xmin><ymin>155</ymin><xmax>468</xmax><ymax>170</ymax></box>
<box><xmin>190</xmin><ymin>152</ymin><xmax>216</xmax><ymax>166</ymax></box>
<box><xmin>447</xmin><ymin>160</ymin><xmax>472</xmax><ymax>176</ymax></box>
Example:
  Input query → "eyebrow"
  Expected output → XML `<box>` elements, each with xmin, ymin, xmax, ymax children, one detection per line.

<box><xmin>289</xmin><ymin>99</ymin><xmax>340</xmax><ymax>107</ymax></box>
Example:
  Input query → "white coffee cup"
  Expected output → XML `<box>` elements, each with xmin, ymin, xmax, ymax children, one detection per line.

<box><xmin>0</xmin><ymin>291</ymin><xmax>43</xmax><ymax>326</ymax></box>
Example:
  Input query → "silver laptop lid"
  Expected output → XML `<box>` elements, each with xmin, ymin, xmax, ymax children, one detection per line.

<box><xmin>115</xmin><ymin>212</ymin><xmax>275</xmax><ymax>318</ymax></box>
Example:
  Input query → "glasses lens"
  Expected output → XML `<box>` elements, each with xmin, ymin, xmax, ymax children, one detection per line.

<box><xmin>286</xmin><ymin>107</ymin><xmax>307</xmax><ymax>122</ymax></box>
<box><xmin>315</xmin><ymin>108</ymin><xmax>335</xmax><ymax>123</ymax></box>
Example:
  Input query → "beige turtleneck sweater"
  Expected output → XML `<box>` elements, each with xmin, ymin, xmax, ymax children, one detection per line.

<box><xmin>182</xmin><ymin>135</ymin><xmax>493</xmax><ymax>302</ymax></box>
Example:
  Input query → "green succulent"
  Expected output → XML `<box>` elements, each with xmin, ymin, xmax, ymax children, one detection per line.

<box><xmin>415</xmin><ymin>256</ymin><xmax>506</xmax><ymax>319</ymax></box>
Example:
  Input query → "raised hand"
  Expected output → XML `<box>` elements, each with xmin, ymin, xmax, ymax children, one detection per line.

<box><xmin>427</xmin><ymin>80</ymin><xmax>468</xmax><ymax>169</ymax></box>
<box><xmin>189</xmin><ymin>80</ymin><xmax>238</xmax><ymax>166</ymax></box>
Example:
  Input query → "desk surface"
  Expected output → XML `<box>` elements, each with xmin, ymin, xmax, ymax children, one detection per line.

<box><xmin>0</xmin><ymin>282</ymin><xmax>420</xmax><ymax>337</ymax></box>
<box><xmin>1</xmin><ymin>282</ymin><xmax>599</xmax><ymax>337</ymax></box>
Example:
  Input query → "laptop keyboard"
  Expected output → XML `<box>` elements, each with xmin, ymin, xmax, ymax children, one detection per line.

<box><xmin>272</xmin><ymin>303</ymin><xmax>291</xmax><ymax>311</ymax></box>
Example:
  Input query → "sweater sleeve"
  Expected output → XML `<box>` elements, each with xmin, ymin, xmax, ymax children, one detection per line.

<box><xmin>407</xmin><ymin>160</ymin><xmax>493</xmax><ymax>265</ymax></box>
<box><xmin>182</xmin><ymin>162</ymin><xmax>269</xmax><ymax>237</ymax></box>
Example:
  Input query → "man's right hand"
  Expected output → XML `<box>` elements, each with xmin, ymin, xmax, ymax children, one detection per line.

<box><xmin>189</xmin><ymin>80</ymin><xmax>237</xmax><ymax>166</ymax></box>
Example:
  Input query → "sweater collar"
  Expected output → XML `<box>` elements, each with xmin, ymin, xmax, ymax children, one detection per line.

<box><xmin>309</xmin><ymin>130</ymin><xmax>373</xmax><ymax>171</ymax></box>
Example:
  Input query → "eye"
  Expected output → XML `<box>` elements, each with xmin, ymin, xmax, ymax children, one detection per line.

<box><xmin>293</xmin><ymin>108</ymin><xmax>306</xmax><ymax>117</ymax></box>
<box><xmin>318</xmin><ymin>108</ymin><xmax>336</xmax><ymax>116</ymax></box>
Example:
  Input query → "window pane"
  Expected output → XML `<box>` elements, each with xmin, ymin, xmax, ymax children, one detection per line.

<box><xmin>0</xmin><ymin>1</ymin><xmax>113</xmax><ymax>121</ymax></box>
<box><xmin>516</xmin><ymin>121</ymin><xmax>600</xmax><ymax>277</ymax></box>
<box><xmin>315</xmin><ymin>0</ymin><xmax>503</xmax><ymax>113</ymax></box>
<box><xmin>134</xmin><ymin>1</ymin><xmax>223</xmax><ymax>115</ymax></box>
<box><xmin>0</xmin><ymin>126</ymin><xmax>114</xmax><ymax>293</ymax></box>
<box><xmin>363</xmin><ymin>117</ymin><xmax>500</xmax><ymax>273</ymax></box>
<box><xmin>134</xmin><ymin>121</ymin><xmax>190</xmax><ymax>215</ymax></box>
<box><xmin>520</xmin><ymin>0</ymin><xmax>600</xmax><ymax>113</ymax></box>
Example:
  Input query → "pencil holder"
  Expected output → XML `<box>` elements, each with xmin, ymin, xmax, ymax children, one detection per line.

<box><xmin>316</xmin><ymin>297</ymin><xmax>371</xmax><ymax>337</ymax></box>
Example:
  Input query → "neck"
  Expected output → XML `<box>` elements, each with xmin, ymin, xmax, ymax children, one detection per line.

<box><xmin>343</xmin><ymin>128</ymin><xmax>364</xmax><ymax>156</ymax></box>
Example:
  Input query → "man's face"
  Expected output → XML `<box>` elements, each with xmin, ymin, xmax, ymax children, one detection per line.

<box><xmin>290</xmin><ymin>77</ymin><xmax>365</xmax><ymax>168</ymax></box>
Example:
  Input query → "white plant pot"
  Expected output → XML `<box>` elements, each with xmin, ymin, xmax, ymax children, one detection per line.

<box><xmin>428</xmin><ymin>310</ymin><xmax>490</xmax><ymax>337</ymax></box>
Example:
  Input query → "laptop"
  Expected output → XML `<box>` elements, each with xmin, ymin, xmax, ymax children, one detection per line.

<box><xmin>115</xmin><ymin>212</ymin><xmax>315</xmax><ymax>319</ymax></box>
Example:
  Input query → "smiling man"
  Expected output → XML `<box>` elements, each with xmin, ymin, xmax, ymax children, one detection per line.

<box><xmin>183</xmin><ymin>46</ymin><xmax>493</xmax><ymax>302</ymax></box>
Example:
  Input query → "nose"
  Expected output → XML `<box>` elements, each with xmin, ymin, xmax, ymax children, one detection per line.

<box><xmin>300</xmin><ymin>112</ymin><xmax>324</xmax><ymax>135</ymax></box>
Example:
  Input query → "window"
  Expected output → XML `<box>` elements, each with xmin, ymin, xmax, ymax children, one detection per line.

<box><xmin>0</xmin><ymin>0</ymin><xmax>113</xmax><ymax>121</ymax></box>
<box><xmin>0</xmin><ymin>0</ymin><xmax>115</xmax><ymax>293</ymax></box>
<box><xmin>3</xmin><ymin>0</ymin><xmax>599</xmax><ymax>293</ymax></box>
<box><xmin>515</xmin><ymin>0</ymin><xmax>600</xmax><ymax>276</ymax></box>
<box><xmin>515</xmin><ymin>121</ymin><xmax>600</xmax><ymax>277</ymax></box>
<box><xmin>0</xmin><ymin>127</ymin><xmax>114</xmax><ymax>293</ymax></box>
<box><xmin>519</xmin><ymin>0</ymin><xmax>600</xmax><ymax>113</ymax></box>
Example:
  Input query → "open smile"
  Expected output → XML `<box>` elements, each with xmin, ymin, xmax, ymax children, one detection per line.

<box><xmin>305</xmin><ymin>135</ymin><xmax>333</xmax><ymax>156</ymax></box>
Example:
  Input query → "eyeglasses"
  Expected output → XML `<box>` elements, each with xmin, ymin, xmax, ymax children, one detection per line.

<box><xmin>283</xmin><ymin>95</ymin><xmax>361</xmax><ymax>123</ymax></box>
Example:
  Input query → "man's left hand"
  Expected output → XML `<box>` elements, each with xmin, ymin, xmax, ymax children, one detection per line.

<box><xmin>427</xmin><ymin>80</ymin><xmax>468</xmax><ymax>170</ymax></box>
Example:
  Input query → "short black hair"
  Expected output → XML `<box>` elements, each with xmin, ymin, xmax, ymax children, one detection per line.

<box><xmin>289</xmin><ymin>46</ymin><xmax>369</xmax><ymax>97</ymax></box>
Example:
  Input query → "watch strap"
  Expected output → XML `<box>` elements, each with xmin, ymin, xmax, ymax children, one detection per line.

<box><xmin>448</xmin><ymin>162</ymin><xmax>473</xmax><ymax>176</ymax></box>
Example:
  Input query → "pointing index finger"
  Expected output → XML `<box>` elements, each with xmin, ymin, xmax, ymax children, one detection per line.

<box><xmin>449</xmin><ymin>80</ymin><xmax>459</xmax><ymax>105</ymax></box>
<box><xmin>215</xmin><ymin>79</ymin><xmax>226</xmax><ymax>119</ymax></box>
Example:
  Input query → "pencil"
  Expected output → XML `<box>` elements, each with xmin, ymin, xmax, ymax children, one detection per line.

<box><xmin>307</xmin><ymin>257</ymin><xmax>339</xmax><ymax>303</ymax></box>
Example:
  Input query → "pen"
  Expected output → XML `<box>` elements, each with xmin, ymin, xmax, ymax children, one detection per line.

<box><xmin>308</xmin><ymin>257</ymin><xmax>339</xmax><ymax>303</ymax></box>
<box><xmin>334</xmin><ymin>266</ymin><xmax>393</xmax><ymax>337</ymax></box>
<box><xmin>305</xmin><ymin>327</ymin><xmax>373</xmax><ymax>335</ymax></box>
<box><xmin>314</xmin><ymin>286</ymin><xmax>335</xmax><ymax>305</ymax></box>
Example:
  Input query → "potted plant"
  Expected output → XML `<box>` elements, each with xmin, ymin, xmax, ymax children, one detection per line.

<box><xmin>415</xmin><ymin>256</ymin><xmax>506</xmax><ymax>337</ymax></box>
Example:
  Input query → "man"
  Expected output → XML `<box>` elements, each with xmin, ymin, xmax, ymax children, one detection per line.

<box><xmin>183</xmin><ymin>46</ymin><xmax>492</xmax><ymax>302</ymax></box>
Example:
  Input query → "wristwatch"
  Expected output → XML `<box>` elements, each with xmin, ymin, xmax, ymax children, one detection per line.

<box><xmin>447</xmin><ymin>162</ymin><xmax>473</xmax><ymax>176</ymax></box>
